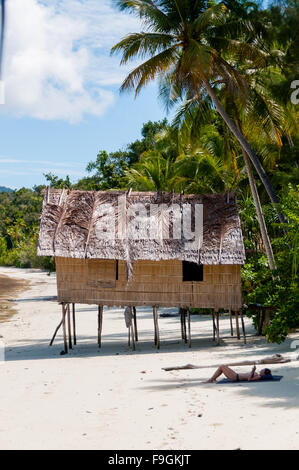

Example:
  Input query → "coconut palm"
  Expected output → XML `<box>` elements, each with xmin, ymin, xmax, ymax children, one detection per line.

<box><xmin>167</xmin><ymin>52</ymin><xmax>291</xmax><ymax>270</ymax></box>
<box><xmin>125</xmin><ymin>121</ymin><xmax>246</xmax><ymax>194</ymax></box>
<box><xmin>111</xmin><ymin>0</ymin><xmax>285</xmax><ymax>223</ymax></box>
<box><xmin>125</xmin><ymin>149</ymin><xmax>178</xmax><ymax>190</ymax></box>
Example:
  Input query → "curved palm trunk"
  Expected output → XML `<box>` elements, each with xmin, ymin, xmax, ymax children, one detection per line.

<box><xmin>202</xmin><ymin>80</ymin><xmax>287</xmax><ymax>225</ymax></box>
<box><xmin>235</xmin><ymin>118</ymin><xmax>276</xmax><ymax>270</ymax></box>
<box><xmin>243</xmin><ymin>151</ymin><xmax>276</xmax><ymax>270</ymax></box>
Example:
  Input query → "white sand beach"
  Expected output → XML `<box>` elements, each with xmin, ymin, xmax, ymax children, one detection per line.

<box><xmin>0</xmin><ymin>266</ymin><xmax>299</xmax><ymax>450</ymax></box>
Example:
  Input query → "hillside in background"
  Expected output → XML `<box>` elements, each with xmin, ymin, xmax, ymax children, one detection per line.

<box><xmin>0</xmin><ymin>186</ymin><xmax>13</xmax><ymax>193</ymax></box>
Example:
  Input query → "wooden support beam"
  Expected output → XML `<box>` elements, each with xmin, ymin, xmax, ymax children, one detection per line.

<box><xmin>153</xmin><ymin>305</ymin><xmax>160</xmax><ymax>349</ymax></box>
<box><xmin>98</xmin><ymin>305</ymin><xmax>103</xmax><ymax>348</ymax></box>
<box><xmin>179</xmin><ymin>308</ymin><xmax>185</xmax><ymax>340</ymax></box>
<box><xmin>153</xmin><ymin>306</ymin><xmax>157</xmax><ymax>345</ymax></box>
<box><xmin>216</xmin><ymin>311</ymin><xmax>220</xmax><ymax>346</ymax></box>
<box><xmin>240</xmin><ymin>307</ymin><xmax>247</xmax><ymax>344</ymax></box>
<box><xmin>61</xmin><ymin>304</ymin><xmax>68</xmax><ymax>355</ymax></box>
<box><xmin>187</xmin><ymin>309</ymin><xmax>191</xmax><ymax>348</ymax></box>
<box><xmin>183</xmin><ymin>309</ymin><xmax>187</xmax><ymax>344</ymax></box>
<box><xmin>67</xmin><ymin>304</ymin><xmax>72</xmax><ymax>349</ymax></box>
<box><xmin>229</xmin><ymin>309</ymin><xmax>234</xmax><ymax>337</ymax></box>
<box><xmin>133</xmin><ymin>306</ymin><xmax>138</xmax><ymax>342</ymax></box>
<box><xmin>235</xmin><ymin>310</ymin><xmax>241</xmax><ymax>340</ymax></box>
<box><xmin>212</xmin><ymin>309</ymin><xmax>216</xmax><ymax>341</ymax></box>
<box><xmin>72</xmin><ymin>303</ymin><xmax>77</xmax><ymax>345</ymax></box>
<box><xmin>49</xmin><ymin>320</ymin><xmax>63</xmax><ymax>346</ymax></box>
<box><xmin>131</xmin><ymin>321</ymin><xmax>136</xmax><ymax>351</ymax></box>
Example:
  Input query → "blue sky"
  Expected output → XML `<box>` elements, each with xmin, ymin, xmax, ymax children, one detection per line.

<box><xmin>0</xmin><ymin>0</ymin><xmax>167</xmax><ymax>189</ymax></box>
<box><xmin>0</xmin><ymin>85</ymin><xmax>166</xmax><ymax>189</ymax></box>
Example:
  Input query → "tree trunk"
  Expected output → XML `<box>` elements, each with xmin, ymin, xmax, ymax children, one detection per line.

<box><xmin>202</xmin><ymin>80</ymin><xmax>287</xmax><ymax>225</ymax></box>
<box><xmin>235</xmin><ymin>117</ymin><xmax>276</xmax><ymax>270</ymax></box>
<box><xmin>243</xmin><ymin>151</ymin><xmax>276</xmax><ymax>270</ymax></box>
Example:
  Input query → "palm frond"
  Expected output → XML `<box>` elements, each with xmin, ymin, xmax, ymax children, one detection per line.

<box><xmin>158</xmin><ymin>71</ymin><xmax>182</xmax><ymax>112</ymax></box>
<box><xmin>119</xmin><ymin>45</ymin><xmax>178</xmax><ymax>95</ymax></box>
<box><xmin>112</xmin><ymin>0</ymin><xmax>178</xmax><ymax>32</ymax></box>
<box><xmin>111</xmin><ymin>32</ymin><xmax>175</xmax><ymax>64</ymax></box>
<box><xmin>224</xmin><ymin>39</ymin><xmax>268</xmax><ymax>69</ymax></box>
<box><xmin>193</xmin><ymin>3</ymin><xmax>228</xmax><ymax>33</ymax></box>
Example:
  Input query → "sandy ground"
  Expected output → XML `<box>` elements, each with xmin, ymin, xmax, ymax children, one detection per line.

<box><xmin>0</xmin><ymin>267</ymin><xmax>299</xmax><ymax>450</ymax></box>
<box><xmin>0</xmin><ymin>274</ymin><xmax>29</xmax><ymax>321</ymax></box>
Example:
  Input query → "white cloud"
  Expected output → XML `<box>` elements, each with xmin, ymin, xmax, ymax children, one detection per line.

<box><xmin>0</xmin><ymin>167</ymin><xmax>86</xmax><ymax>177</ymax></box>
<box><xmin>1</xmin><ymin>0</ymin><xmax>141</xmax><ymax>122</ymax></box>
<box><xmin>0</xmin><ymin>157</ymin><xmax>83</xmax><ymax>167</ymax></box>
<box><xmin>0</xmin><ymin>156</ymin><xmax>86</xmax><ymax>177</ymax></box>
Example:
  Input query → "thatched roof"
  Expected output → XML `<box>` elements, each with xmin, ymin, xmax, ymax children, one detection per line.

<box><xmin>37</xmin><ymin>189</ymin><xmax>245</xmax><ymax>266</ymax></box>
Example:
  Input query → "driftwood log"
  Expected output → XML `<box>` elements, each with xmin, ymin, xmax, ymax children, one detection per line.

<box><xmin>162</xmin><ymin>354</ymin><xmax>294</xmax><ymax>371</ymax></box>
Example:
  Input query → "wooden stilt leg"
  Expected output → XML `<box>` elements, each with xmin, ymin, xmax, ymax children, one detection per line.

<box><xmin>67</xmin><ymin>304</ymin><xmax>72</xmax><ymax>349</ymax></box>
<box><xmin>240</xmin><ymin>308</ymin><xmax>247</xmax><ymax>344</ymax></box>
<box><xmin>49</xmin><ymin>319</ymin><xmax>63</xmax><ymax>346</ymax></box>
<box><xmin>235</xmin><ymin>310</ymin><xmax>241</xmax><ymax>340</ymax></box>
<box><xmin>212</xmin><ymin>309</ymin><xmax>216</xmax><ymax>341</ymax></box>
<box><xmin>72</xmin><ymin>303</ymin><xmax>76</xmax><ymax>345</ymax></box>
<box><xmin>229</xmin><ymin>309</ymin><xmax>234</xmax><ymax>337</ymax></box>
<box><xmin>61</xmin><ymin>304</ymin><xmax>68</xmax><ymax>355</ymax></box>
<box><xmin>131</xmin><ymin>321</ymin><xmax>136</xmax><ymax>352</ymax></box>
<box><xmin>216</xmin><ymin>311</ymin><xmax>220</xmax><ymax>346</ymax></box>
<box><xmin>153</xmin><ymin>305</ymin><xmax>160</xmax><ymax>349</ymax></box>
<box><xmin>180</xmin><ymin>308</ymin><xmax>185</xmax><ymax>340</ymax></box>
<box><xmin>183</xmin><ymin>309</ymin><xmax>187</xmax><ymax>344</ymax></box>
<box><xmin>133</xmin><ymin>307</ymin><xmax>138</xmax><ymax>342</ymax></box>
<box><xmin>153</xmin><ymin>306</ymin><xmax>157</xmax><ymax>345</ymax></box>
<box><xmin>187</xmin><ymin>309</ymin><xmax>191</xmax><ymax>348</ymax></box>
<box><xmin>98</xmin><ymin>305</ymin><xmax>103</xmax><ymax>348</ymax></box>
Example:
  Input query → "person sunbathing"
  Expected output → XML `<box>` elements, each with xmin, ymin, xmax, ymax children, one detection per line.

<box><xmin>163</xmin><ymin>354</ymin><xmax>292</xmax><ymax>372</ymax></box>
<box><xmin>204</xmin><ymin>365</ymin><xmax>273</xmax><ymax>383</ymax></box>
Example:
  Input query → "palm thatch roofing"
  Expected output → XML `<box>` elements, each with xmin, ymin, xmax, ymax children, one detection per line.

<box><xmin>37</xmin><ymin>189</ymin><xmax>245</xmax><ymax>266</ymax></box>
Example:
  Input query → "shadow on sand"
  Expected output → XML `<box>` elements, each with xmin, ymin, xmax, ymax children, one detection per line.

<box><xmin>4</xmin><ymin>299</ymin><xmax>299</xmax><ymax>409</ymax></box>
<box><xmin>5</xmin><ymin>310</ymin><xmax>254</xmax><ymax>362</ymax></box>
<box><xmin>137</xmin><ymin>334</ymin><xmax>299</xmax><ymax>409</ymax></box>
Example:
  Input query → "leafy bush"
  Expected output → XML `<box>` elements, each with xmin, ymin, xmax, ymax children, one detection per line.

<box><xmin>0</xmin><ymin>188</ymin><xmax>55</xmax><ymax>271</ymax></box>
<box><xmin>242</xmin><ymin>185</ymin><xmax>299</xmax><ymax>343</ymax></box>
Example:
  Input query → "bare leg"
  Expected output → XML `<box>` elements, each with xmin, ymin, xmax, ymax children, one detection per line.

<box><xmin>204</xmin><ymin>365</ymin><xmax>238</xmax><ymax>383</ymax></box>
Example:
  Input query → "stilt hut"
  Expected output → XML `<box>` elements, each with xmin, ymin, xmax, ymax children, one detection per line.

<box><xmin>38</xmin><ymin>189</ymin><xmax>246</xmax><ymax>351</ymax></box>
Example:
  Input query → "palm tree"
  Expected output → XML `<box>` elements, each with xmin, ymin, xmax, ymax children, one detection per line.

<box><xmin>111</xmin><ymin>0</ymin><xmax>285</xmax><ymax>224</ymax></box>
<box><xmin>125</xmin><ymin>149</ymin><xmax>178</xmax><ymax>190</ymax></box>
<box><xmin>172</xmin><ymin>71</ymin><xmax>282</xmax><ymax>269</ymax></box>
<box><xmin>159</xmin><ymin>11</ymin><xmax>293</xmax><ymax>271</ymax></box>
<box><xmin>126</xmin><ymin>121</ymin><xmax>246</xmax><ymax>194</ymax></box>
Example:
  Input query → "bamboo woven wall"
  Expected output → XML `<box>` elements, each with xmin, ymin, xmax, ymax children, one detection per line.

<box><xmin>55</xmin><ymin>257</ymin><xmax>242</xmax><ymax>310</ymax></box>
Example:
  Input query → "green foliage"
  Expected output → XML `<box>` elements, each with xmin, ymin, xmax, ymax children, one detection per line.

<box><xmin>0</xmin><ymin>188</ymin><xmax>55</xmax><ymax>270</ymax></box>
<box><xmin>242</xmin><ymin>186</ymin><xmax>299</xmax><ymax>343</ymax></box>
<box><xmin>84</xmin><ymin>150</ymin><xmax>128</xmax><ymax>190</ymax></box>
<box><xmin>44</xmin><ymin>173</ymin><xmax>72</xmax><ymax>189</ymax></box>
